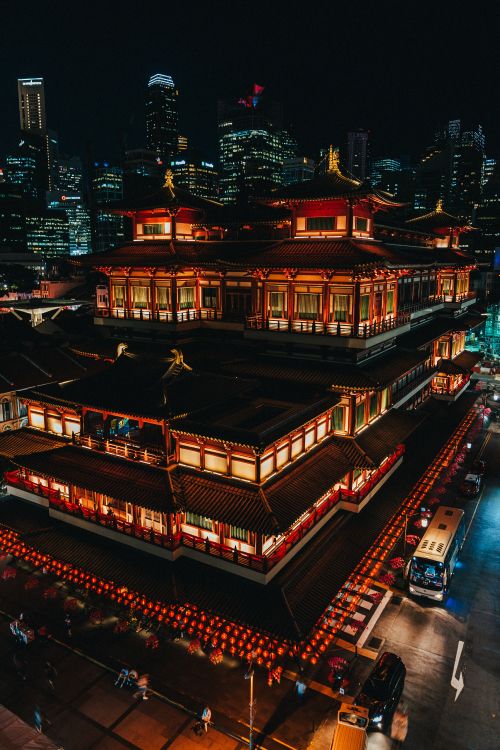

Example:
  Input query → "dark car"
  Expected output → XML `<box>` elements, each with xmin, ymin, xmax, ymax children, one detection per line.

<box><xmin>460</xmin><ymin>473</ymin><xmax>482</xmax><ymax>497</ymax></box>
<box><xmin>471</xmin><ymin>458</ymin><xmax>486</xmax><ymax>477</ymax></box>
<box><xmin>356</xmin><ymin>652</ymin><xmax>406</xmax><ymax>731</ymax></box>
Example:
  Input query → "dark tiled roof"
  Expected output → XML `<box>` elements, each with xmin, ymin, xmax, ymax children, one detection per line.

<box><xmin>406</xmin><ymin>206</ymin><xmax>469</xmax><ymax>230</ymax></box>
<box><xmin>355</xmin><ymin>409</ymin><xmax>425</xmax><ymax>465</ymax></box>
<box><xmin>174</xmin><ymin>471</ymin><xmax>276</xmax><ymax>534</ymax></box>
<box><xmin>12</xmin><ymin>446</ymin><xmax>176</xmax><ymax>513</ymax></box>
<box><xmin>0</xmin><ymin>349</ymin><xmax>91</xmax><ymax>392</ymax></box>
<box><xmin>398</xmin><ymin>314</ymin><xmax>485</xmax><ymax>350</ymax></box>
<box><xmin>0</xmin><ymin>428</ymin><xmax>67</xmax><ymax>459</ymax></box>
<box><xmin>438</xmin><ymin>350</ymin><xmax>483</xmax><ymax>374</ymax></box>
<box><xmin>24</xmin><ymin>352</ymin><xmax>253</xmax><ymax>421</ymax></box>
<box><xmin>174</xmin><ymin>392</ymin><xmax>339</xmax><ymax>449</ymax></box>
<box><xmin>265</xmin><ymin>170</ymin><xmax>401</xmax><ymax>206</ymax></box>
<box><xmin>107</xmin><ymin>182</ymin><xmax>222</xmax><ymax>213</ymax></box>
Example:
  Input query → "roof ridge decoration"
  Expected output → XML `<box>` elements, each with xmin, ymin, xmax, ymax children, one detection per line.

<box><xmin>115</xmin><ymin>342</ymin><xmax>129</xmax><ymax>360</ymax></box>
<box><xmin>435</xmin><ymin>197</ymin><xmax>443</xmax><ymax>212</ymax></box>
<box><xmin>163</xmin><ymin>168</ymin><xmax>175</xmax><ymax>192</ymax></box>
<box><xmin>327</xmin><ymin>145</ymin><xmax>361</xmax><ymax>187</ymax></box>
<box><xmin>161</xmin><ymin>349</ymin><xmax>193</xmax><ymax>405</ymax></box>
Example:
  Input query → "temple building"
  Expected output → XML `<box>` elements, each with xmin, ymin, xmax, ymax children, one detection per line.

<box><xmin>0</xmin><ymin>153</ymin><xmax>483</xmax><ymax>584</ymax></box>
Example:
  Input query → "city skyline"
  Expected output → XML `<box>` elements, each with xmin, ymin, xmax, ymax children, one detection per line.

<box><xmin>1</xmin><ymin>1</ymin><xmax>499</xmax><ymax>164</ymax></box>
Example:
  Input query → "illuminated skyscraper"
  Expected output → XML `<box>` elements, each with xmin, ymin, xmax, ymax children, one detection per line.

<box><xmin>282</xmin><ymin>157</ymin><xmax>315</xmax><ymax>186</ymax></box>
<box><xmin>18</xmin><ymin>78</ymin><xmax>46</xmax><ymax>133</ymax></box>
<box><xmin>145</xmin><ymin>74</ymin><xmax>179</xmax><ymax>162</ymax></box>
<box><xmin>218</xmin><ymin>84</ymin><xmax>295</xmax><ymax>203</ymax></box>
<box><xmin>90</xmin><ymin>162</ymin><xmax>125</xmax><ymax>253</ymax></box>
<box><xmin>170</xmin><ymin>152</ymin><xmax>219</xmax><ymax>200</ymax></box>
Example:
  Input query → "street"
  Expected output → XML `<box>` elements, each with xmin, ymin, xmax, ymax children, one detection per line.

<box><xmin>363</xmin><ymin>424</ymin><xmax>500</xmax><ymax>750</ymax></box>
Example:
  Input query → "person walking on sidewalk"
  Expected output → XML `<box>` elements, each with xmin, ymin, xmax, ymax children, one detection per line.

<box><xmin>133</xmin><ymin>674</ymin><xmax>149</xmax><ymax>700</ymax></box>
<box><xmin>64</xmin><ymin>614</ymin><xmax>72</xmax><ymax>638</ymax></box>
<box><xmin>201</xmin><ymin>705</ymin><xmax>211</xmax><ymax>733</ymax></box>
<box><xmin>114</xmin><ymin>667</ymin><xmax>129</xmax><ymax>688</ymax></box>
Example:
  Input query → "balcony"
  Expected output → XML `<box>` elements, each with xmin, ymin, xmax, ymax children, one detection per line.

<box><xmin>399</xmin><ymin>295</ymin><xmax>445</xmax><ymax>319</ymax></box>
<box><xmin>391</xmin><ymin>365</ymin><xmax>437</xmax><ymax>407</ymax></box>
<box><xmin>442</xmin><ymin>291</ymin><xmax>477</xmax><ymax>311</ymax></box>
<box><xmin>95</xmin><ymin>307</ymin><xmax>244</xmax><ymax>331</ymax></box>
<box><xmin>245</xmin><ymin>313</ymin><xmax>410</xmax><ymax>349</ymax></box>
<box><xmin>73</xmin><ymin>433</ymin><xmax>166</xmax><ymax>466</ymax></box>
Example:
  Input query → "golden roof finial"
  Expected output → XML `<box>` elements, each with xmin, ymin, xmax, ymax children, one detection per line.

<box><xmin>163</xmin><ymin>169</ymin><xmax>174</xmax><ymax>190</ymax></box>
<box><xmin>327</xmin><ymin>145</ymin><xmax>341</xmax><ymax>175</ymax></box>
<box><xmin>436</xmin><ymin>197</ymin><xmax>443</xmax><ymax>212</ymax></box>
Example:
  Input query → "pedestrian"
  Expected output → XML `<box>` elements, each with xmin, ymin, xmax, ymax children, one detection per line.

<box><xmin>45</xmin><ymin>661</ymin><xmax>57</xmax><ymax>690</ymax></box>
<box><xmin>64</xmin><ymin>614</ymin><xmax>72</xmax><ymax>638</ymax></box>
<box><xmin>390</xmin><ymin>703</ymin><xmax>409</xmax><ymax>748</ymax></box>
<box><xmin>201</xmin><ymin>705</ymin><xmax>211</xmax><ymax>733</ymax></box>
<box><xmin>114</xmin><ymin>667</ymin><xmax>129</xmax><ymax>688</ymax></box>
<box><xmin>133</xmin><ymin>674</ymin><xmax>149</xmax><ymax>700</ymax></box>
<box><xmin>127</xmin><ymin>669</ymin><xmax>138</xmax><ymax>688</ymax></box>
<box><xmin>295</xmin><ymin>676</ymin><xmax>307</xmax><ymax>702</ymax></box>
<box><xmin>34</xmin><ymin>705</ymin><xmax>43</xmax><ymax>733</ymax></box>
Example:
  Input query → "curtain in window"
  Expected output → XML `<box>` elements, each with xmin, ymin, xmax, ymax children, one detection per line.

<box><xmin>202</xmin><ymin>287</ymin><xmax>217</xmax><ymax>308</ymax></box>
<box><xmin>355</xmin><ymin>402</ymin><xmax>366</xmax><ymax>429</ymax></box>
<box><xmin>386</xmin><ymin>291</ymin><xmax>394</xmax><ymax>315</ymax></box>
<box><xmin>333</xmin><ymin>294</ymin><xmax>350</xmax><ymax>322</ymax></box>
<box><xmin>270</xmin><ymin>291</ymin><xmax>286</xmax><ymax>318</ymax></box>
<box><xmin>112</xmin><ymin>286</ymin><xmax>125</xmax><ymax>307</ymax></box>
<box><xmin>156</xmin><ymin>286</ymin><xmax>170</xmax><ymax>310</ymax></box>
<box><xmin>186</xmin><ymin>512</ymin><xmax>212</xmax><ymax>530</ymax></box>
<box><xmin>442</xmin><ymin>278</ymin><xmax>452</xmax><ymax>294</ymax></box>
<box><xmin>132</xmin><ymin>286</ymin><xmax>148</xmax><ymax>309</ymax></box>
<box><xmin>178</xmin><ymin>286</ymin><xmax>195</xmax><ymax>309</ymax></box>
<box><xmin>296</xmin><ymin>293</ymin><xmax>320</xmax><ymax>320</ymax></box>
<box><xmin>369</xmin><ymin>395</ymin><xmax>378</xmax><ymax>419</ymax></box>
<box><xmin>229</xmin><ymin>525</ymin><xmax>248</xmax><ymax>542</ymax></box>
<box><xmin>360</xmin><ymin>295</ymin><xmax>370</xmax><ymax>321</ymax></box>
<box><xmin>332</xmin><ymin>406</ymin><xmax>345</xmax><ymax>431</ymax></box>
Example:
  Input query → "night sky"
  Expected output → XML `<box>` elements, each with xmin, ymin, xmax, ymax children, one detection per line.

<box><xmin>1</xmin><ymin>1</ymin><xmax>499</xmax><ymax>165</ymax></box>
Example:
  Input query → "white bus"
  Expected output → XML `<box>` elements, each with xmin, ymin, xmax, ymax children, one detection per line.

<box><xmin>407</xmin><ymin>506</ymin><xmax>465</xmax><ymax>601</ymax></box>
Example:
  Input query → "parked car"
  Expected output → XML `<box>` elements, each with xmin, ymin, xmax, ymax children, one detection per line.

<box><xmin>460</xmin><ymin>473</ymin><xmax>482</xmax><ymax>497</ymax></box>
<box><xmin>471</xmin><ymin>459</ymin><xmax>486</xmax><ymax>476</ymax></box>
<box><xmin>356</xmin><ymin>652</ymin><xmax>406</xmax><ymax>731</ymax></box>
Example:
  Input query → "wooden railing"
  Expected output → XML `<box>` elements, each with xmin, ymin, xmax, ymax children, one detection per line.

<box><xmin>95</xmin><ymin>308</ymin><xmax>226</xmax><ymax>323</ymax></box>
<box><xmin>73</xmin><ymin>433</ymin><xmax>165</xmax><ymax>466</ymax></box>
<box><xmin>245</xmin><ymin>313</ymin><xmax>410</xmax><ymax>339</ymax></box>
<box><xmin>392</xmin><ymin>366</ymin><xmax>437</xmax><ymax>402</ymax></box>
<box><xmin>4</xmin><ymin>445</ymin><xmax>404</xmax><ymax>574</ymax></box>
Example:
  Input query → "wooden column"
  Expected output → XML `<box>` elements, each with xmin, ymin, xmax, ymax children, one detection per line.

<box><xmin>346</xmin><ymin>199</ymin><xmax>354</xmax><ymax>237</ymax></box>
<box><xmin>348</xmin><ymin>394</ymin><xmax>357</xmax><ymax>436</ymax></box>
<box><xmin>352</xmin><ymin>281</ymin><xmax>361</xmax><ymax>335</ymax></box>
<box><xmin>171</xmin><ymin>276</ymin><xmax>178</xmax><ymax>323</ymax></box>
<box><xmin>322</xmin><ymin>281</ymin><xmax>329</xmax><ymax>325</ymax></box>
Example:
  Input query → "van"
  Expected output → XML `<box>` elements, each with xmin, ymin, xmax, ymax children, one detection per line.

<box><xmin>330</xmin><ymin>703</ymin><xmax>368</xmax><ymax>750</ymax></box>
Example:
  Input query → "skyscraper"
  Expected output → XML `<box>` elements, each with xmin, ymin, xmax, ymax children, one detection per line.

<box><xmin>145</xmin><ymin>74</ymin><xmax>179</xmax><ymax>163</ymax></box>
<box><xmin>346</xmin><ymin>129</ymin><xmax>369</xmax><ymax>180</ymax></box>
<box><xmin>90</xmin><ymin>162</ymin><xmax>125</xmax><ymax>253</ymax></box>
<box><xmin>170</xmin><ymin>152</ymin><xmax>219</xmax><ymax>200</ymax></box>
<box><xmin>370</xmin><ymin>158</ymin><xmax>401</xmax><ymax>186</ymax></box>
<box><xmin>282</xmin><ymin>157</ymin><xmax>315</xmax><ymax>186</ymax></box>
<box><xmin>17</xmin><ymin>78</ymin><xmax>47</xmax><ymax>133</ymax></box>
<box><xmin>218</xmin><ymin>84</ymin><xmax>295</xmax><ymax>203</ymax></box>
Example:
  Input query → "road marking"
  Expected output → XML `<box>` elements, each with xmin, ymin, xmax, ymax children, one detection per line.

<box><xmin>451</xmin><ymin>640</ymin><xmax>465</xmax><ymax>701</ymax></box>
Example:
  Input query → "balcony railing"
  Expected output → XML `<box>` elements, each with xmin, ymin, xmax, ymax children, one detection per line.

<box><xmin>399</xmin><ymin>295</ymin><xmax>444</xmax><ymax>314</ymax></box>
<box><xmin>443</xmin><ymin>291</ymin><xmax>476</xmax><ymax>303</ymax></box>
<box><xmin>391</xmin><ymin>366</ymin><xmax>437</xmax><ymax>402</ymax></box>
<box><xmin>95</xmin><ymin>307</ymin><xmax>226</xmax><ymax>323</ymax></box>
<box><xmin>245</xmin><ymin>313</ymin><xmax>410</xmax><ymax>339</ymax></box>
<box><xmin>4</xmin><ymin>445</ymin><xmax>404</xmax><ymax>574</ymax></box>
<box><xmin>73</xmin><ymin>433</ymin><xmax>165</xmax><ymax>466</ymax></box>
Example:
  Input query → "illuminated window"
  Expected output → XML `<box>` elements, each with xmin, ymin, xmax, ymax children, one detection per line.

<box><xmin>143</xmin><ymin>223</ymin><xmax>164</xmax><ymax>234</ymax></box>
<box><xmin>185</xmin><ymin>512</ymin><xmax>213</xmax><ymax>530</ymax></box>
<box><xmin>332</xmin><ymin>294</ymin><xmax>351</xmax><ymax>322</ymax></box>
<box><xmin>131</xmin><ymin>286</ymin><xmax>149</xmax><ymax>309</ymax></box>
<box><xmin>386</xmin><ymin>290</ymin><xmax>394</xmax><ymax>315</ymax></box>
<box><xmin>305</xmin><ymin>216</ymin><xmax>335</xmax><ymax>231</ymax></box>
<box><xmin>178</xmin><ymin>286</ymin><xmax>195</xmax><ymax>309</ymax></box>
<box><xmin>355</xmin><ymin>402</ymin><xmax>366</xmax><ymax>430</ymax></box>
<box><xmin>156</xmin><ymin>285</ymin><xmax>171</xmax><ymax>310</ymax></box>
<box><xmin>296</xmin><ymin>293</ymin><xmax>321</xmax><ymax>320</ymax></box>
<box><xmin>332</xmin><ymin>406</ymin><xmax>346</xmax><ymax>432</ymax></box>
<box><xmin>202</xmin><ymin>287</ymin><xmax>218</xmax><ymax>308</ymax></box>
<box><xmin>269</xmin><ymin>290</ymin><xmax>287</xmax><ymax>318</ymax></box>
<box><xmin>369</xmin><ymin>394</ymin><xmax>378</xmax><ymax>420</ymax></box>
<box><xmin>228</xmin><ymin>525</ymin><xmax>248</xmax><ymax>542</ymax></box>
<box><xmin>360</xmin><ymin>294</ymin><xmax>370</xmax><ymax>321</ymax></box>
<box><xmin>112</xmin><ymin>285</ymin><xmax>126</xmax><ymax>307</ymax></box>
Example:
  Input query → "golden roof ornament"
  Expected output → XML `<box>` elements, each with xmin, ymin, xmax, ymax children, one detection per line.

<box><xmin>327</xmin><ymin>145</ymin><xmax>341</xmax><ymax>175</ymax></box>
<box><xmin>115</xmin><ymin>342</ymin><xmax>128</xmax><ymax>359</ymax></box>
<box><xmin>163</xmin><ymin>169</ymin><xmax>175</xmax><ymax>190</ymax></box>
<box><xmin>436</xmin><ymin>198</ymin><xmax>443</xmax><ymax>212</ymax></box>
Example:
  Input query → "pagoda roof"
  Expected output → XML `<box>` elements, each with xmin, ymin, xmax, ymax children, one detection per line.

<box><xmin>406</xmin><ymin>201</ymin><xmax>471</xmax><ymax>231</ymax></box>
<box><xmin>267</xmin><ymin>171</ymin><xmax>402</xmax><ymax>206</ymax></box>
<box><xmin>106</xmin><ymin>173</ymin><xmax>222</xmax><ymax>214</ymax></box>
<box><xmin>0</xmin><ymin>348</ymin><xmax>96</xmax><ymax>392</ymax></box>
<box><xmin>84</xmin><ymin>236</ymin><xmax>472</xmax><ymax>273</ymax></box>
<box><xmin>0</xmin><ymin>427</ymin><xmax>67</xmax><ymax>459</ymax></box>
<box><xmin>22</xmin><ymin>350</ymin><xmax>253</xmax><ymax>422</ymax></box>
<box><xmin>437</xmin><ymin>350</ymin><xmax>482</xmax><ymax>375</ymax></box>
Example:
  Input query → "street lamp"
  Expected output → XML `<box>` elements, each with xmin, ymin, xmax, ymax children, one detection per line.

<box><xmin>245</xmin><ymin>653</ymin><xmax>257</xmax><ymax>750</ymax></box>
<box><xmin>403</xmin><ymin>509</ymin><xmax>429</xmax><ymax>557</ymax></box>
